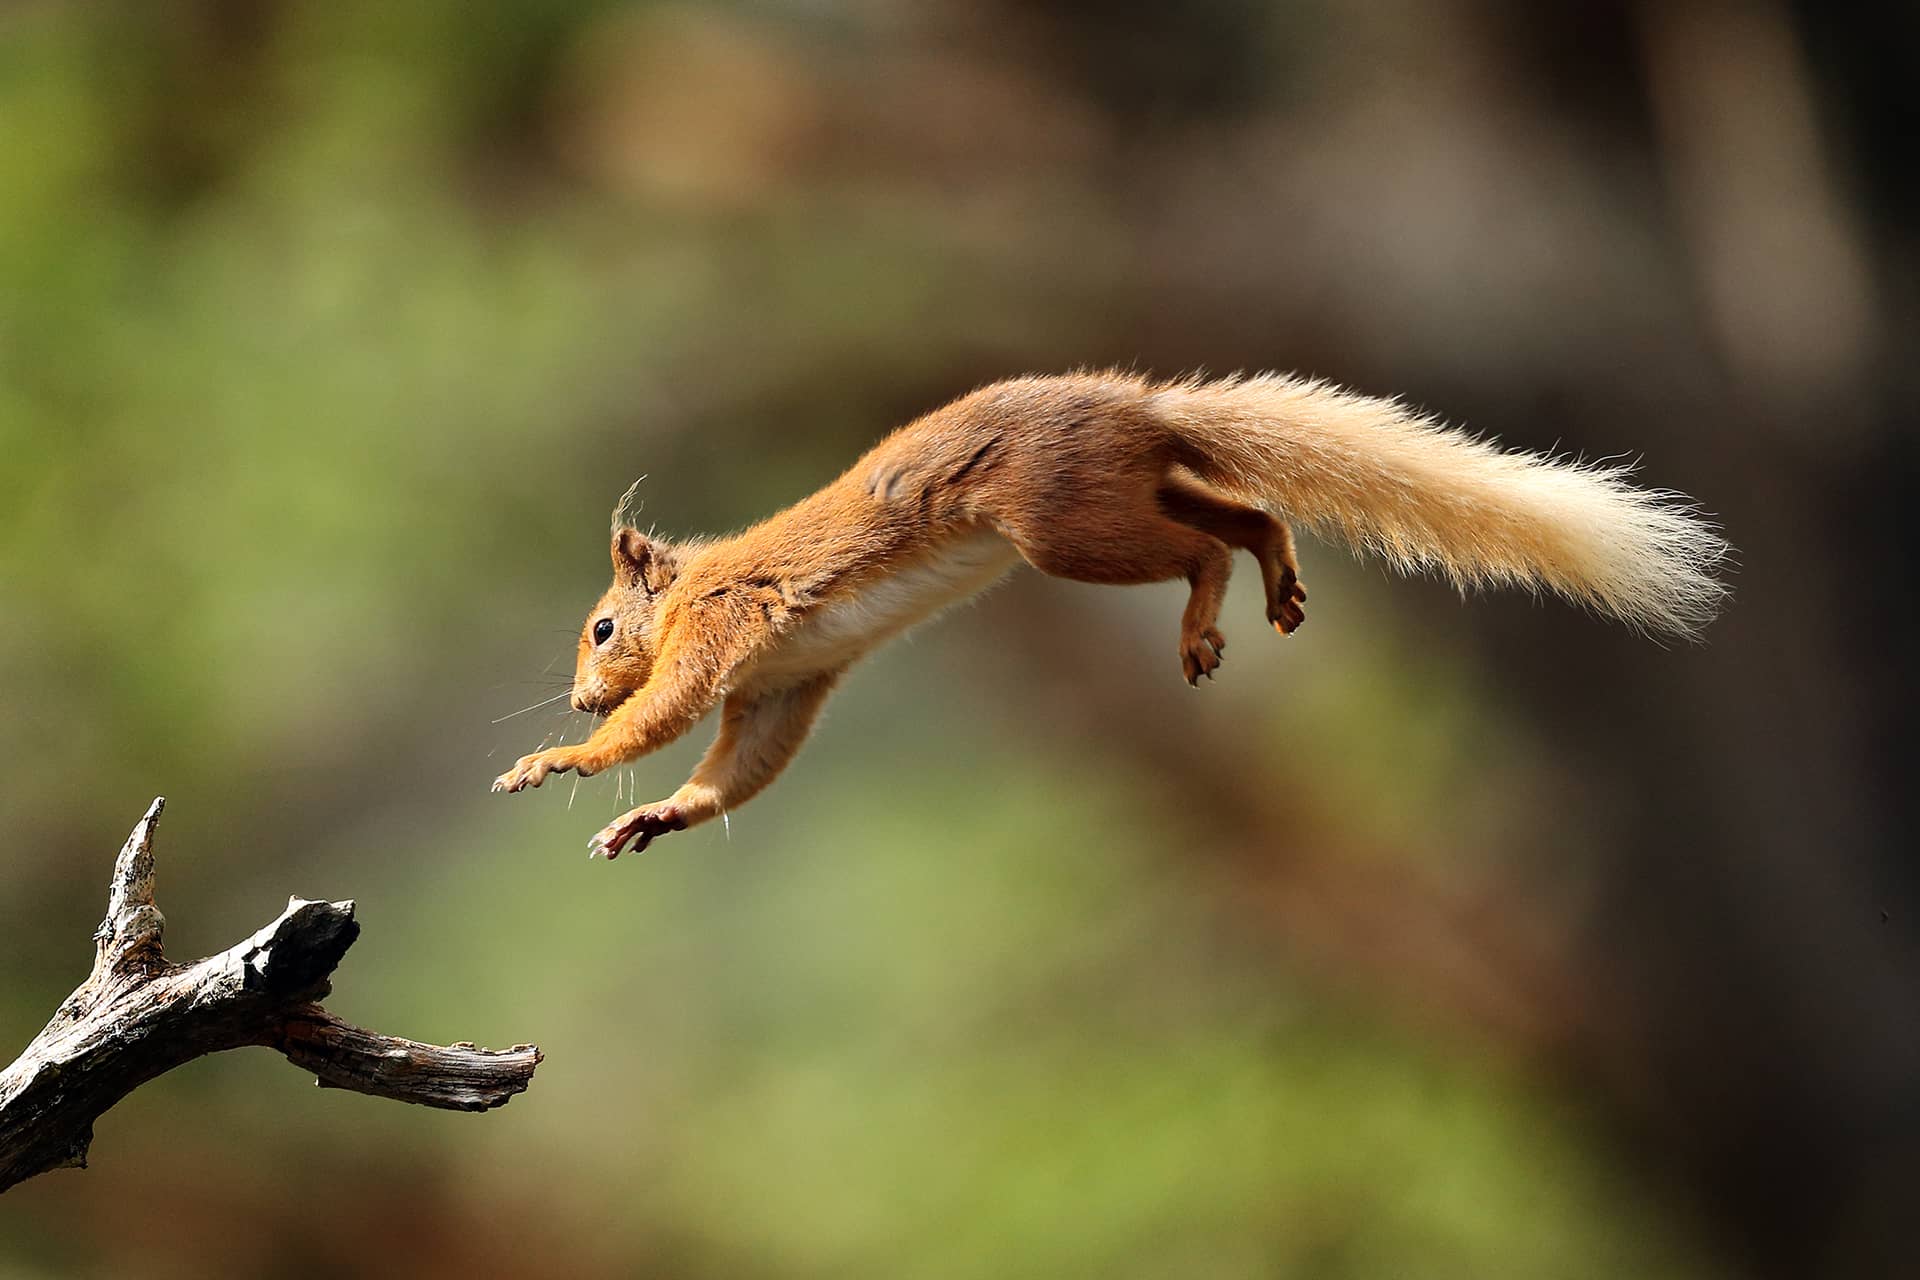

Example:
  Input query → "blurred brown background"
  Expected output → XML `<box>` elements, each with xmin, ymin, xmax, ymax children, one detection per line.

<box><xmin>1</xmin><ymin>1</ymin><xmax>1913</xmax><ymax>1276</ymax></box>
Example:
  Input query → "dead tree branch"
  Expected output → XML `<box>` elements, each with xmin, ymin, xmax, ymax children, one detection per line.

<box><xmin>0</xmin><ymin>798</ymin><xmax>541</xmax><ymax>1193</ymax></box>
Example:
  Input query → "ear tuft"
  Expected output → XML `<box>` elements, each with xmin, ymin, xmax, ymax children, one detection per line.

<box><xmin>610</xmin><ymin>476</ymin><xmax>648</xmax><ymax>535</ymax></box>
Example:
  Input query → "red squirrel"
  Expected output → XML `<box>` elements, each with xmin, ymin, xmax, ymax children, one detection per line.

<box><xmin>493</xmin><ymin>370</ymin><xmax>1727</xmax><ymax>858</ymax></box>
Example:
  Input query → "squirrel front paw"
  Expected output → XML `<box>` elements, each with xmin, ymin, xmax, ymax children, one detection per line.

<box><xmin>588</xmin><ymin>803</ymin><xmax>689</xmax><ymax>860</ymax></box>
<box><xmin>493</xmin><ymin>749</ymin><xmax>593</xmax><ymax>793</ymax></box>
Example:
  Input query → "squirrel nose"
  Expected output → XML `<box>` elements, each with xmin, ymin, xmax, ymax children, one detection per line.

<box><xmin>570</xmin><ymin>693</ymin><xmax>592</xmax><ymax>713</ymax></box>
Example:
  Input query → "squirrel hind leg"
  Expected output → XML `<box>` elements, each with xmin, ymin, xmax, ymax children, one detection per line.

<box><xmin>1267</xmin><ymin>536</ymin><xmax>1307</xmax><ymax>636</ymax></box>
<box><xmin>1177</xmin><ymin>538</ymin><xmax>1232</xmax><ymax>686</ymax></box>
<box><xmin>994</xmin><ymin>484</ymin><xmax>1236</xmax><ymax>685</ymax></box>
<box><xmin>1175</xmin><ymin>571</ymin><xmax>1221</xmax><ymax>687</ymax></box>
<box><xmin>1155</xmin><ymin>473</ymin><xmax>1307</xmax><ymax>635</ymax></box>
<box><xmin>1148</xmin><ymin>523</ymin><xmax>1244</xmax><ymax>687</ymax></box>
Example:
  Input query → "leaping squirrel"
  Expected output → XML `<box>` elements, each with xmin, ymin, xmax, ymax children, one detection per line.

<box><xmin>493</xmin><ymin>371</ymin><xmax>1728</xmax><ymax>858</ymax></box>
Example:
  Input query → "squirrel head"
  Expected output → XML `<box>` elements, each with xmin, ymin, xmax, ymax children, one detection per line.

<box><xmin>571</xmin><ymin>526</ymin><xmax>682</xmax><ymax>713</ymax></box>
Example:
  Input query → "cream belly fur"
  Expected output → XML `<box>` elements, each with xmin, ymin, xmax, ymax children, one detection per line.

<box><xmin>736</xmin><ymin>527</ymin><xmax>1021</xmax><ymax>692</ymax></box>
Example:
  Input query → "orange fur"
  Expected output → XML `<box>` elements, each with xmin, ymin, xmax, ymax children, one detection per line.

<box><xmin>494</xmin><ymin>370</ymin><xmax>1728</xmax><ymax>856</ymax></box>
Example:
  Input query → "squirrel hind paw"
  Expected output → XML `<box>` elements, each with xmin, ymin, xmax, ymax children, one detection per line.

<box><xmin>1181</xmin><ymin>628</ymin><xmax>1226</xmax><ymax>685</ymax></box>
<box><xmin>1268</xmin><ymin>574</ymin><xmax>1307</xmax><ymax>634</ymax></box>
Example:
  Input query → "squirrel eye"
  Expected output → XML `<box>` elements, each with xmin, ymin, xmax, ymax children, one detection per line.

<box><xmin>592</xmin><ymin>618</ymin><xmax>615</xmax><ymax>645</ymax></box>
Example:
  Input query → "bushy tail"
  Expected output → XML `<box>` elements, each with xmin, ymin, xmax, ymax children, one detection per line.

<box><xmin>1147</xmin><ymin>373</ymin><xmax>1730</xmax><ymax>637</ymax></box>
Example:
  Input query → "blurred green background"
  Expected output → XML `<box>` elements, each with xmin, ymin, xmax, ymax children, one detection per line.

<box><xmin>2</xmin><ymin>1</ymin><xmax>1913</xmax><ymax>1276</ymax></box>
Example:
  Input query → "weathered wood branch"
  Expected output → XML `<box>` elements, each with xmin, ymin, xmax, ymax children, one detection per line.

<box><xmin>0</xmin><ymin>798</ymin><xmax>541</xmax><ymax>1193</ymax></box>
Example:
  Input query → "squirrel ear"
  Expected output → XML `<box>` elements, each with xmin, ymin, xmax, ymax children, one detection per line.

<box><xmin>612</xmin><ymin>528</ymin><xmax>677</xmax><ymax>594</ymax></box>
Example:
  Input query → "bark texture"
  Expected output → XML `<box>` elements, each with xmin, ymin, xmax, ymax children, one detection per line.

<box><xmin>0</xmin><ymin>798</ymin><xmax>541</xmax><ymax>1193</ymax></box>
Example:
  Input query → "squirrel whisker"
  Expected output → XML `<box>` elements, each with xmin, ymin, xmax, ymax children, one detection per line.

<box><xmin>490</xmin><ymin>690</ymin><xmax>573</xmax><ymax>724</ymax></box>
